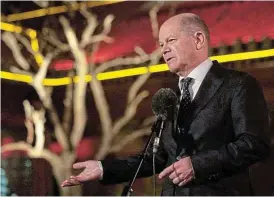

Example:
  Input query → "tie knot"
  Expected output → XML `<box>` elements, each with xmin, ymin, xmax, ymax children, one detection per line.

<box><xmin>180</xmin><ymin>77</ymin><xmax>192</xmax><ymax>91</ymax></box>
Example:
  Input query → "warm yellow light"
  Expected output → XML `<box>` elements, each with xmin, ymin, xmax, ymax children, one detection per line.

<box><xmin>1</xmin><ymin>23</ymin><xmax>42</xmax><ymax>66</ymax></box>
<box><xmin>43</xmin><ymin>77</ymin><xmax>71</xmax><ymax>86</ymax></box>
<box><xmin>148</xmin><ymin>64</ymin><xmax>169</xmax><ymax>73</ymax></box>
<box><xmin>31</xmin><ymin>40</ymin><xmax>40</xmax><ymax>52</ymax></box>
<box><xmin>211</xmin><ymin>49</ymin><xmax>274</xmax><ymax>62</ymax></box>
<box><xmin>97</xmin><ymin>67</ymin><xmax>148</xmax><ymax>80</ymax></box>
<box><xmin>25</xmin><ymin>29</ymin><xmax>37</xmax><ymax>39</ymax></box>
<box><xmin>3</xmin><ymin>1</ymin><xmax>125</xmax><ymax>22</ymax></box>
<box><xmin>0</xmin><ymin>22</ymin><xmax>22</xmax><ymax>33</ymax></box>
<box><xmin>14</xmin><ymin>26</ymin><xmax>23</xmax><ymax>33</ymax></box>
<box><xmin>0</xmin><ymin>71</ymin><xmax>32</xmax><ymax>83</ymax></box>
<box><xmin>6</xmin><ymin>9</ymin><xmax>47</xmax><ymax>22</ymax></box>
<box><xmin>35</xmin><ymin>54</ymin><xmax>44</xmax><ymax>65</ymax></box>
<box><xmin>1</xmin><ymin>49</ymin><xmax>273</xmax><ymax>86</ymax></box>
<box><xmin>86</xmin><ymin>1</ymin><xmax>124</xmax><ymax>8</ymax></box>
<box><xmin>48</xmin><ymin>6</ymin><xmax>68</xmax><ymax>15</ymax></box>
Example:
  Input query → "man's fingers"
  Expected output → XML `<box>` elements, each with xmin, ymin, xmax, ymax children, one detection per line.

<box><xmin>73</xmin><ymin>162</ymin><xmax>86</xmax><ymax>169</ymax></box>
<box><xmin>172</xmin><ymin>176</ymin><xmax>181</xmax><ymax>184</ymax></box>
<box><xmin>178</xmin><ymin>172</ymin><xmax>194</xmax><ymax>187</ymax></box>
<box><xmin>76</xmin><ymin>167</ymin><xmax>101</xmax><ymax>182</ymax></box>
<box><xmin>169</xmin><ymin>171</ymin><xmax>177</xmax><ymax>180</ymax></box>
<box><xmin>159</xmin><ymin>165</ymin><xmax>174</xmax><ymax>179</ymax></box>
<box><xmin>61</xmin><ymin>178</ymin><xmax>81</xmax><ymax>187</ymax></box>
<box><xmin>178</xmin><ymin>177</ymin><xmax>190</xmax><ymax>187</ymax></box>
<box><xmin>61</xmin><ymin>180</ymin><xmax>69</xmax><ymax>187</ymax></box>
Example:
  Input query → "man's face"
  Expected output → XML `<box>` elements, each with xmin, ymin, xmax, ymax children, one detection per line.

<box><xmin>159</xmin><ymin>19</ymin><xmax>196</xmax><ymax>74</ymax></box>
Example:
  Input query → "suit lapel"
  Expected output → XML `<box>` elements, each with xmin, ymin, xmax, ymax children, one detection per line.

<box><xmin>179</xmin><ymin>61</ymin><xmax>225</xmax><ymax>128</ymax></box>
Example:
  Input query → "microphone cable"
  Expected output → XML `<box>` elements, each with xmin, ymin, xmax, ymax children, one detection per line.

<box><xmin>153</xmin><ymin>150</ymin><xmax>157</xmax><ymax>196</ymax></box>
<box><xmin>152</xmin><ymin>120</ymin><xmax>165</xmax><ymax>196</ymax></box>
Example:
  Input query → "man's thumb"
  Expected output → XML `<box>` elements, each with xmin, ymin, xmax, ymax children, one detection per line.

<box><xmin>73</xmin><ymin>162</ymin><xmax>86</xmax><ymax>169</ymax></box>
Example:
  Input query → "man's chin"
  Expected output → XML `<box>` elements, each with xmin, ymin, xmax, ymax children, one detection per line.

<box><xmin>168</xmin><ymin>65</ymin><xmax>179</xmax><ymax>73</ymax></box>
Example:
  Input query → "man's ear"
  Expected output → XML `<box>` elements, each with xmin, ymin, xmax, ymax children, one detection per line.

<box><xmin>194</xmin><ymin>31</ymin><xmax>205</xmax><ymax>50</ymax></box>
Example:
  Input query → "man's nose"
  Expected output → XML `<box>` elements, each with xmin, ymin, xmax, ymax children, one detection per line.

<box><xmin>161</xmin><ymin>45</ymin><xmax>171</xmax><ymax>55</ymax></box>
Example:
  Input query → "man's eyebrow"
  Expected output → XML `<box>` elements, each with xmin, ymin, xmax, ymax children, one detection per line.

<box><xmin>159</xmin><ymin>35</ymin><xmax>170</xmax><ymax>43</ymax></box>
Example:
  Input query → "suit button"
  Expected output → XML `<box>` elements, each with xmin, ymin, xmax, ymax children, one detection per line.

<box><xmin>176</xmin><ymin>156</ymin><xmax>182</xmax><ymax>160</ymax></box>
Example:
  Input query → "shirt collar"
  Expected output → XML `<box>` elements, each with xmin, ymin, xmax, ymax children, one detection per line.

<box><xmin>178</xmin><ymin>58</ymin><xmax>213</xmax><ymax>88</ymax></box>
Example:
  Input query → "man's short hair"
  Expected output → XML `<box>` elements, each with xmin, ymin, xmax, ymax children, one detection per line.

<box><xmin>180</xmin><ymin>14</ymin><xmax>210</xmax><ymax>43</ymax></box>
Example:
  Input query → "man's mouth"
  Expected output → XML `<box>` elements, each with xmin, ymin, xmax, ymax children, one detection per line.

<box><xmin>166</xmin><ymin>57</ymin><xmax>174</xmax><ymax>62</ymax></box>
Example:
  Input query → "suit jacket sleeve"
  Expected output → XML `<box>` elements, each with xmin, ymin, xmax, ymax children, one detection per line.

<box><xmin>190</xmin><ymin>74</ymin><xmax>270</xmax><ymax>181</ymax></box>
<box><xmin>100</xmin><ymin>135</ymin><xmax>168</xmax><ymax>185</ymax></box>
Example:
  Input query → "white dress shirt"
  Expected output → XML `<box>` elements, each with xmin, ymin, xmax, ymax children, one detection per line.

<box><xmin>178</xmin><ymin>58</ymin><xmax>213</xmax><ymax>101</ymax></box>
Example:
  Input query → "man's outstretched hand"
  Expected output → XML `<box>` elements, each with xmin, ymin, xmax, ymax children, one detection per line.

<box><xmin>61</xmin><ymin>160</ymin><xmax>103</xmax><ymax>187</ymax></box>
<box><xmin>158</xmin><ymin>156</ymin><xmax>195</xmax><ymax>187</ymax></box>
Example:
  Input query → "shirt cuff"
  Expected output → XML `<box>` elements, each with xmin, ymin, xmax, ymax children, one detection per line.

<box><xmin>97</xmin><ymin>161</ymin><xmax>104</xmax><ymax>180</ymax></box>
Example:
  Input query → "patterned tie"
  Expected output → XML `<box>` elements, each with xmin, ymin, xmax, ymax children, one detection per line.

<box><xmin>179</xmin><ymin>77</ymin><xmax>193</xmax><ymax>111</ymax></box>
<box><xmin>176</xmin><ymin>77</ymin><xmax>193</xmax><ymax>136</ymax></box>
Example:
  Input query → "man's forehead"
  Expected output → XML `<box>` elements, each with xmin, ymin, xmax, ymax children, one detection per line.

<box><xmin>159</xmin><ymin>24</ymin><xmax>182</xmax><ymax>40</ymax></box>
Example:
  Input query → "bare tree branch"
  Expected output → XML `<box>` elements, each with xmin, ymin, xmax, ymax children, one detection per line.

<box><xmin>10</xmin><ymin>66</ymin><xmax>32</xmax><ymax>75</ymax></box>
<box><xmin>1</xmin><ymin>142</ymin><xmax>61</xmax><ymax>166</ymax></box>
<box><xmin>33</xmin><ymin>1</ymin><xmax>49</xmax><ymax>8</ymax></box>
<box><xmin>32</xmin><ymin>54</ymin><xmax>69</xmax><ymax>151</ymax></box>
<box><xmin>81</xmin><ymin>12</ymin><xmax>116</xmax><ymax>160</ymax></box>
<box><xmin>80</xmin><ymin>13</ymin><xmax>114</xmax><ymax>48</ymax></box>
<box><xmin>42</xmin><ymin>27</ymin><xmax>70</xmax><ymax>50</ymax></box>
<box><xmin>142</xmin><ymin>115</ymin><xmax>156</xmax><ymax>127</ymax></box>
<box><xmin>168</xmin><ymin>2</ymin><xmax>179</xmax><ymax>17</ymax></box>
<box><xmin>15</xmin><ymin>33</ymin><xmax>37</xmax><ymax>56</ymax></box>
<box><xmin>32</xmin><ymin>54</ymin><xmax>52</xmax><ymax>100</ymax></box>
<box><xmin>86</xmin><ymin>35</ymin><xmax>114</xmax><ymax>45</ymax></box>
<box><xmin>110</xmin><ymin>128</ymin><xmax>152</xmax><ymax>153</ymax></box>
<box><xmin>95</xmin><ymin>55</ymin><xmax>151</xmax><ymax>74</ymax></box>
<box><xmin>14</xmin><ymin>33</ymin><xmax>45</xmax><ymax>69</ymax></box>
<box><xmin>134</xmin><ymin>46</ymin><xmax>148</xmax><ymax>57</ymax></box>
<box><xmin>2</xmin><ymin>32</ymin><xmax>30</xmax><ymax>70</ymax></box>
<box><xmin>89</xmin><ymin>79</ymin><xmax>113</xmax><ymax>136</ymax></box>
<box><xmin>112</xmin><ymin>90</ymin><xmax>149</xmax><ymax>136</ymax></box>
<box><xmin>110</xmin><ymin>115</ymin><xmax>155</xmax><ymax>153</ymax></box>
<box><xmin>127</xmin><ymin>48</ymin><xmax>161</xmax><ymax>104</ymax></box>
<box><xmin>23</xmin><ymin>100</ymin><xmax>35</xmax><ymax>144</ymax></box>
<box><xmin>102</xmin><ymin>14</ymin><xmax>115</xmax><ymax>35</ymax></box>
<box><xmin>85</xmin><ymin>14</ymin><xmax>114</xmax><ymax>141</ymax></box>
<box><xmin>62</xmin><ymin>72</ymin><xmax>74</xmax><ymax>133</ymax></box>
<box><xmin>128</xmin><ymin>73</ymin><xmax>151</xmax><ymax>103</ymax></box>
<box><xmin>149</xmin><ymin>2</ymin><xmax>164</xmax><ymax>40</ymax></box>
<box><xmin>32</xmin><ymin>107</ymin><xmax>46</xmax><ymax>152</ymax></box>
<box><xmin>95</xmin><ymin>4</ymin><xmax>162</xmax><ymax>159</ymax></box>
<box><xmin>80</xmin><ymin>8</ymin><xmax>98</xmax><ymax>48</ymax></box>
<box><xmin>59</xmin><ymin>16</ymin><xmax>88</xmax><ymax>148</ymax></box>
<box><xmin>59</xmin><ymin>16</ymin><xmax>85</xmax><ymax>63</ymax></box>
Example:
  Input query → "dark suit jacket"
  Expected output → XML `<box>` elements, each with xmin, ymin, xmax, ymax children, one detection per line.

<box><xmin>101</xmin><ymin>61</ymin><xmax>270</xmax><ymax>195</ymax></box>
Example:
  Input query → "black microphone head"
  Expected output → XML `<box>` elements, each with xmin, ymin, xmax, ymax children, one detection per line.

<box><xmin>151</xmin><ymin>88</ymin><xmax>178</xmax><ymax>120</ymax></box>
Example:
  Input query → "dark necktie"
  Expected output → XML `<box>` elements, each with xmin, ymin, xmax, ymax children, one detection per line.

<box><xmin>179</xmin><ymin>77</ymin><xmax>193</xmax><ymax>111</ymax></box>
<box><xmin>176</xmin><ymin>77</ymin><xmax>193</xmax><ymax>129</ymax></box>
<box><xmin>176</xmin><ymin>77</ymin><xmax>195</xmax><ymax>154</ymax></box>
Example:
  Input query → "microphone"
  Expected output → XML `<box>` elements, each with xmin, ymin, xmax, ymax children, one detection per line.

<box><xmin>151</xmin><ymin>88</ymin><xmax>178</xmax><ymax>154</ymax></box>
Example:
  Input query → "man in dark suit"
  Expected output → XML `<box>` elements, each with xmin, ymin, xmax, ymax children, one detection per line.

<box><xmin>61</xmin><ymin>13</ymin><xmax>270</xmax><ymax>195</ymax></box>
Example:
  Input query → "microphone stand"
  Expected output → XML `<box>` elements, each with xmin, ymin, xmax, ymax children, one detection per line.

<box><xmin>121</xmin><ymin>120</ymin><xmax>160</xmax><ymax>196</ymax></box>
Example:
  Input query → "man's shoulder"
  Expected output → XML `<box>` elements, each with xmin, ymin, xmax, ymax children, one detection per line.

<box><xmin>213</xmin><ymin>61</ymin><xmax>257</xmax><ymax>84</ymax></box>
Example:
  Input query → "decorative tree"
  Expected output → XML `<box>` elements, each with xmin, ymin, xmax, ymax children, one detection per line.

<box><xmin>1</xmin><ymin>2</ymin><xmax>167</xmax><ymax>195</ymax></box>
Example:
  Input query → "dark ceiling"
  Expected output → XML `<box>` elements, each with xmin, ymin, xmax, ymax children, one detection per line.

<box><xmin>1</xmin><ymin>1</ymin><xmax>221</xmax><ymax>30</ymax></box>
